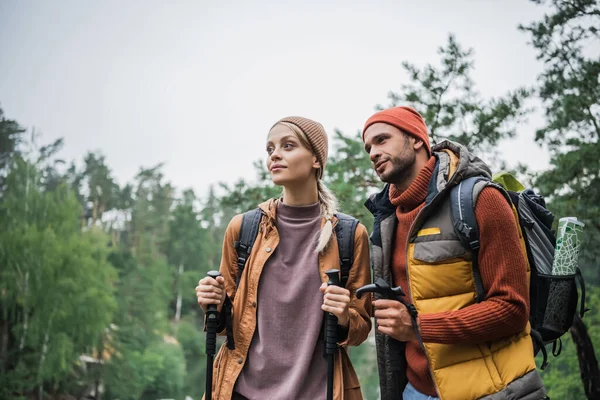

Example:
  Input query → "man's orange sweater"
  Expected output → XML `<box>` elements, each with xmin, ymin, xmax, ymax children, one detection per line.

<box><xmin>390</xmin><ymin>157</ymin><xmax>530</xmax><ymax>397</ymax></box>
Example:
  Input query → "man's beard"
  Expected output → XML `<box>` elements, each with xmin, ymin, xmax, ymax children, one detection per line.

<box><xmin>378</xmin><ymin>152</ymin><xmax>416</xmax><ymax>185</ymax></box>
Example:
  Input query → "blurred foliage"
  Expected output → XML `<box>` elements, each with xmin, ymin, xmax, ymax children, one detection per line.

<box><xmin>1</xmin><ymin>1</ymin><xmax>598</xmax><ymax>397</ymax></box>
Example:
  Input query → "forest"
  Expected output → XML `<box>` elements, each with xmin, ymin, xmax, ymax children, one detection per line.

<box><xmin>1</xmin><ymin>0</ymin><xmax>599</xmax><ymax>399</ymax></box>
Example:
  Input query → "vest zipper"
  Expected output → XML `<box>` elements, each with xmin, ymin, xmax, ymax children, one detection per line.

<box><xmin>404</xmin><ymin>193</ymin><xmax>447</xmax><ymax>398</ymax></box>
<box><xmin>395</xmin><ymin>156</ymin><xmax>461</xmax><ymax>398</ymax></box>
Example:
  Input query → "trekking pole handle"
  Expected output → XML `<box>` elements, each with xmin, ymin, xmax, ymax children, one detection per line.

<box><xmin>356</xmin><ymin>278</ymin><xmax>405</xmax><ymax>300</ymax></box>
<box><xmin>325</xmin><ymin>269</ymin><xmax>340</xmax><ymax>287</ymax></box>
<box><xmin>324</xmin><ymin>269</ymin><xmax>340</xmax><ymax>356</ymax></box>
<box><xmin>205</xmin><ymin>270</ymin><xmax>221</xmax><ymax>357</ymax></box>
<box><xmin>357</xmin><ymin>278</ymin><xmax>420</xmax><ymax>336</ymax></box>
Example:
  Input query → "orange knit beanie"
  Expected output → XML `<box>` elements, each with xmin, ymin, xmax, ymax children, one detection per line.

<box><xmin>362</xmin><ymin>106</ymin><xmax>431</xmax><ymax>156</ymax></box>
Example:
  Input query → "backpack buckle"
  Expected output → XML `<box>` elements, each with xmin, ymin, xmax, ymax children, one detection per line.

<box><xmin>235</xmin><ymin>241</ymin><xmax>248</xmax><ymax>251</ymax></box>
<box><xmin>454</xmin><ymin>220</ymin><xmax>472</xmax><ymax>237</ymax></box>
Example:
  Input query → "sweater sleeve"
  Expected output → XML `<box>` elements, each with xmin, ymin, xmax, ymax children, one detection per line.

<box><xmin>418</xmin><ymin>187</ymin><xmax>530</xmax><ymax>344</ymax></box>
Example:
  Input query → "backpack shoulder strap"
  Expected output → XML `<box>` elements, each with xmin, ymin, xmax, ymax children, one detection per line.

<box><xmin>449</xmin><ymin>176</ymin><xmax>492</xmax><ymax>249</ymax></box>
<box><xmin>449</xmin><ymin>176</ymin><xmax>491</xmax><ymax>302</ymax></box>
<box><xmin>334</xmin><ymin>212</ymin><xmax>359</xmax><ymax>288</ymax></box>
<box><xmin>233</xmin><ymin>208</ymin><xmax>263</xmax><ymax>287</ymax></box>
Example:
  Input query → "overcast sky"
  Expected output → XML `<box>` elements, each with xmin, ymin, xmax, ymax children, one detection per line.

<box><xmin>1</xmin><ymin>0</ymin><xmax>552</xmax><ymax>199</ymax></box>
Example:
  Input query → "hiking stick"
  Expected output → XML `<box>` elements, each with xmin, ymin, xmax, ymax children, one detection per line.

<box><xmin>325</xmin><ymin>269</ymin><xmax>340</xmax><ymax>400</ymax></box>
<box><xmin>357</xmin><ymin>278</ymin><xmax>418</xmax><ymax>329</ymax></box>
<box><xmin>205</xmin><ymin>270</ymin><xmax>221</xmax><ymax>400</ymax></box>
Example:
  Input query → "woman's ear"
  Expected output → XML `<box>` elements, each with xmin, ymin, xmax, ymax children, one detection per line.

<box><xmin>312</xmin><ymin>156</ymin><xmax>321</xmax><ymax>170</ymax></box>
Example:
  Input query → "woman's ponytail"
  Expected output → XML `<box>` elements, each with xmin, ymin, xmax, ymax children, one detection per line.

<box><xmin>315</xmin><ymin>180</ymin><xmax>338</xmax><ymax>253</ymax></box>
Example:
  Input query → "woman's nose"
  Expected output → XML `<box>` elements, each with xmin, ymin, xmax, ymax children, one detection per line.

<box><xmin>270</xmin><ymin>147</ymin><xmax>282</xmax><ymax>160</ymax></box>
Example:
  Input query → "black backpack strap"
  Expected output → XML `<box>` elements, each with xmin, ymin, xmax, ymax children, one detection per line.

<box><xmin>531</xmin><ymin>329</ymin><xmax>549</xmax><ymax>369</ymax></box>
<box><xmin>576</xmin><ymin>267</ymin><xmax>589</xmax><ymax>317</ymax></box>
<box><xmin>222</xmin><ymin>296</ymin><xmax>235</xmax><ymax>350</ymax></box>
<box><xmin>233</xmin><ymin>208</ymin><xmax>263</xmax><ymax>287</ymax></box>
<box><xmin>449</xmin><ymin>176</ymin><xmax>489</xmax><ymax>303</ymax></box>
<box><xmin>334</xmin><ymin>213</ymin><xmax>359</xmax><ymax>288</ymax></box>
<box><xmin>225</xmin><ymin>208</ymin><xmax>263</xmax><ymax>351</ymax></box>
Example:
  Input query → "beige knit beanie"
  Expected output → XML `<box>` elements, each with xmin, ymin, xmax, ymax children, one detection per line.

<box><xmin>271</xmin><ymin>116</ymin><xmax>329</xmax><ymax>179</ymax></box>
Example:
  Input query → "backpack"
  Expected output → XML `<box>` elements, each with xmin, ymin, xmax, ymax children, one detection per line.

<box><xmin>233</xmin><ymin>208</ymin><xmax>360</xmax><ymax>288</ymax></box>
<box><xmin>449</xmin><ymin>176</ymin><xmax>588</xmax><ymax>369</ymax></box>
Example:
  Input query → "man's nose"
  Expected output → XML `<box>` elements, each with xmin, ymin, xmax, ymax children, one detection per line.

<box><xmin>369</xmin><ymin>147</ymin><xmax>381</xmax><ymax>163</ymax></box>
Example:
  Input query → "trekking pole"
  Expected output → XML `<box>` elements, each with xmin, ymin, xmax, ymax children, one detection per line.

<box><xmin>356</xmin><ymin>277</ymin><xmax>406</xmax><ymax>302</ymax></box>
<box><xmin>324</xmin><ymin>269</ymin><xmax>340</xmax><ymax>400</ymax></box>
<box><xmin>357</xmin><ymin>277</ymin><xmax>421</xmax><ymax>353</ymax></box>
<box><xmin>205</xmin><ymin>270</ymin><xmax>221</xmax><ymax>400</ymax></box>
<box><xmin>356</xmin><ymin>278</ymin><xmax>418</xmax><ymax>329</ymax></box>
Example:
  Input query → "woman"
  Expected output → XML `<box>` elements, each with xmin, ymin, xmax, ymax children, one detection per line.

<box><xmin>195</xmin><ymin>116</ymin><xmax>372</xmax><ymax>400</ymax></box>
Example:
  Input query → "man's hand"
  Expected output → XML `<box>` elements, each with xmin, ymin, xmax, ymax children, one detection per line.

<box><xmin>320</xmin><ymin>283</ymin><xmax>351</xmax><ymax>328</ymax></box>
<box><xmin>373</xmin><ymin>299</ymin><xmax>417</xmax><ymax>342</ymax></box>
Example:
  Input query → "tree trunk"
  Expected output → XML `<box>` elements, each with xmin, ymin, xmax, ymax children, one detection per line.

<box><xmin>94</xmin><ymin>336</ymin><xmax>104</xmax><ymax>400</ymax></box>
<box><xmin>19</xmin><ymin>271</ymin><xmax>29</xmax><ymax>350</ymax></box>
<box><xmin>0</xmin><ymin>306</ymin><xmax>8</xmax><ymax>372</ymax></box>
<box><xmin>570</xmin><ymin>314</ymin><xmax>600</xmax><ymax>399</ymax></box>
<box><xmin>92</xmin><ymin>200</ymin><xmax>98</xmax><ymax>225</ymax></box>
<box><xmin>38</xmin><ymin>330</ymin><xmax>50</xmax><ymax>400</ymax></box>
<box><xmin>38</xmin><ymin>306</ymin><xmax>56</xmax><ymax>400</ymax></box>
<box><xmin>175</xmin><ymin>263</ymin><xmax>184</xmax><ymax>323</ymax></box>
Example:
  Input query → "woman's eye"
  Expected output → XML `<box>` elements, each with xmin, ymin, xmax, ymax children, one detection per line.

<box><xmin>283</xmin><ymin>142</ymin><xmax>294</xmax><ymax>149</ymax></box>
<box><xmin>266</xmin><ymin>146</ymin><xmax>274</xmax><ymax>154</ymax></box>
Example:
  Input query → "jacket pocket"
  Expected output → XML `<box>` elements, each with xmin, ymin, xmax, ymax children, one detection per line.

<box><xmin>412</xmin><ymin>239</ymin><xmax>470</xmax><ymax>264</ymax></box>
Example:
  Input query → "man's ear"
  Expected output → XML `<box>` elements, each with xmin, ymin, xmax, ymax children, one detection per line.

<box><xmin>413</xmin><ymin>139</ymin><xmax>425</xmax><ymax>151</ymax></box>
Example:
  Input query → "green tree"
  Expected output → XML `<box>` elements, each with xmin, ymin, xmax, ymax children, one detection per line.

<box><xmin>0</xmin><ymin>151</ymin><xmax>117</xmax><ymax>399</ymax></box>
<box><xmin>324</xmin><ymin>131</ymin><xmax>378</xmax><ymax>226</ymax></box>
<box><xmin>168</xmin><ymin>188</ymin><xmax>218</xmax><ymax>324</ymax></box>
<box><xmin>176</xmin><ymin>316</ymin><xmax>207</xmax><ymax>400</ymax></box>
<box><xmin>0</xmin><ymin>106</ymin><xmax>25</xmax><ymax>185</ymax></box>
<box><xmin>218</xmin><ymin>160</ymin><xmax>281</xmax><ymax>217</ymax></box>
<box><xmin>79</xmin><ymin>152</ymin><xmax>121</xmax><ymax>224</ymax></box>
<box><xmin>519</xmin><ymin>0</ymin><xmax>600</xmax><ymax>284</ymax></box>
<box><xmin>520</xmin><ymin>1</ymin><xmax>600</xmax><ymax>397</ymax></box>
<box><xmin>381</xmin><ymin>34</ymin><xmax>532</xmax><ymax>167</ymax></box>
<box><xmin>140</xmin><ymin>342</ymin><xmax>185</xmax><ymax>400</ymax></box>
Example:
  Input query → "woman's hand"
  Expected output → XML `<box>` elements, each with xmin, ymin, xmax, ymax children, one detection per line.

<box><xmin>195</xmin><ymin>275</ymin><xmax>226</xmax><ymax>313</ymax></box>
<box><xmin>320</xmin><ymin>283</ymin><xmax>351</xmax><ymax>328</ymax></box>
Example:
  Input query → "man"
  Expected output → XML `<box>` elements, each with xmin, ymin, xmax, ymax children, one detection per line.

<box><xmin>362</xmin><ymin>106</ymin><xmax>546</xmax><ymax>400</ymax></box>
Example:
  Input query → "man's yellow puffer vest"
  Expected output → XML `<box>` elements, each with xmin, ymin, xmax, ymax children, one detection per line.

<box><xmin>366</xmin><ymin>141</ymin><xmax>545</xmax><ymax>400</ymax></box>
<box><xmin>407</xmin><ymin>147</ymin><xmax>539</xmax><ymax>400</ymax></box>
